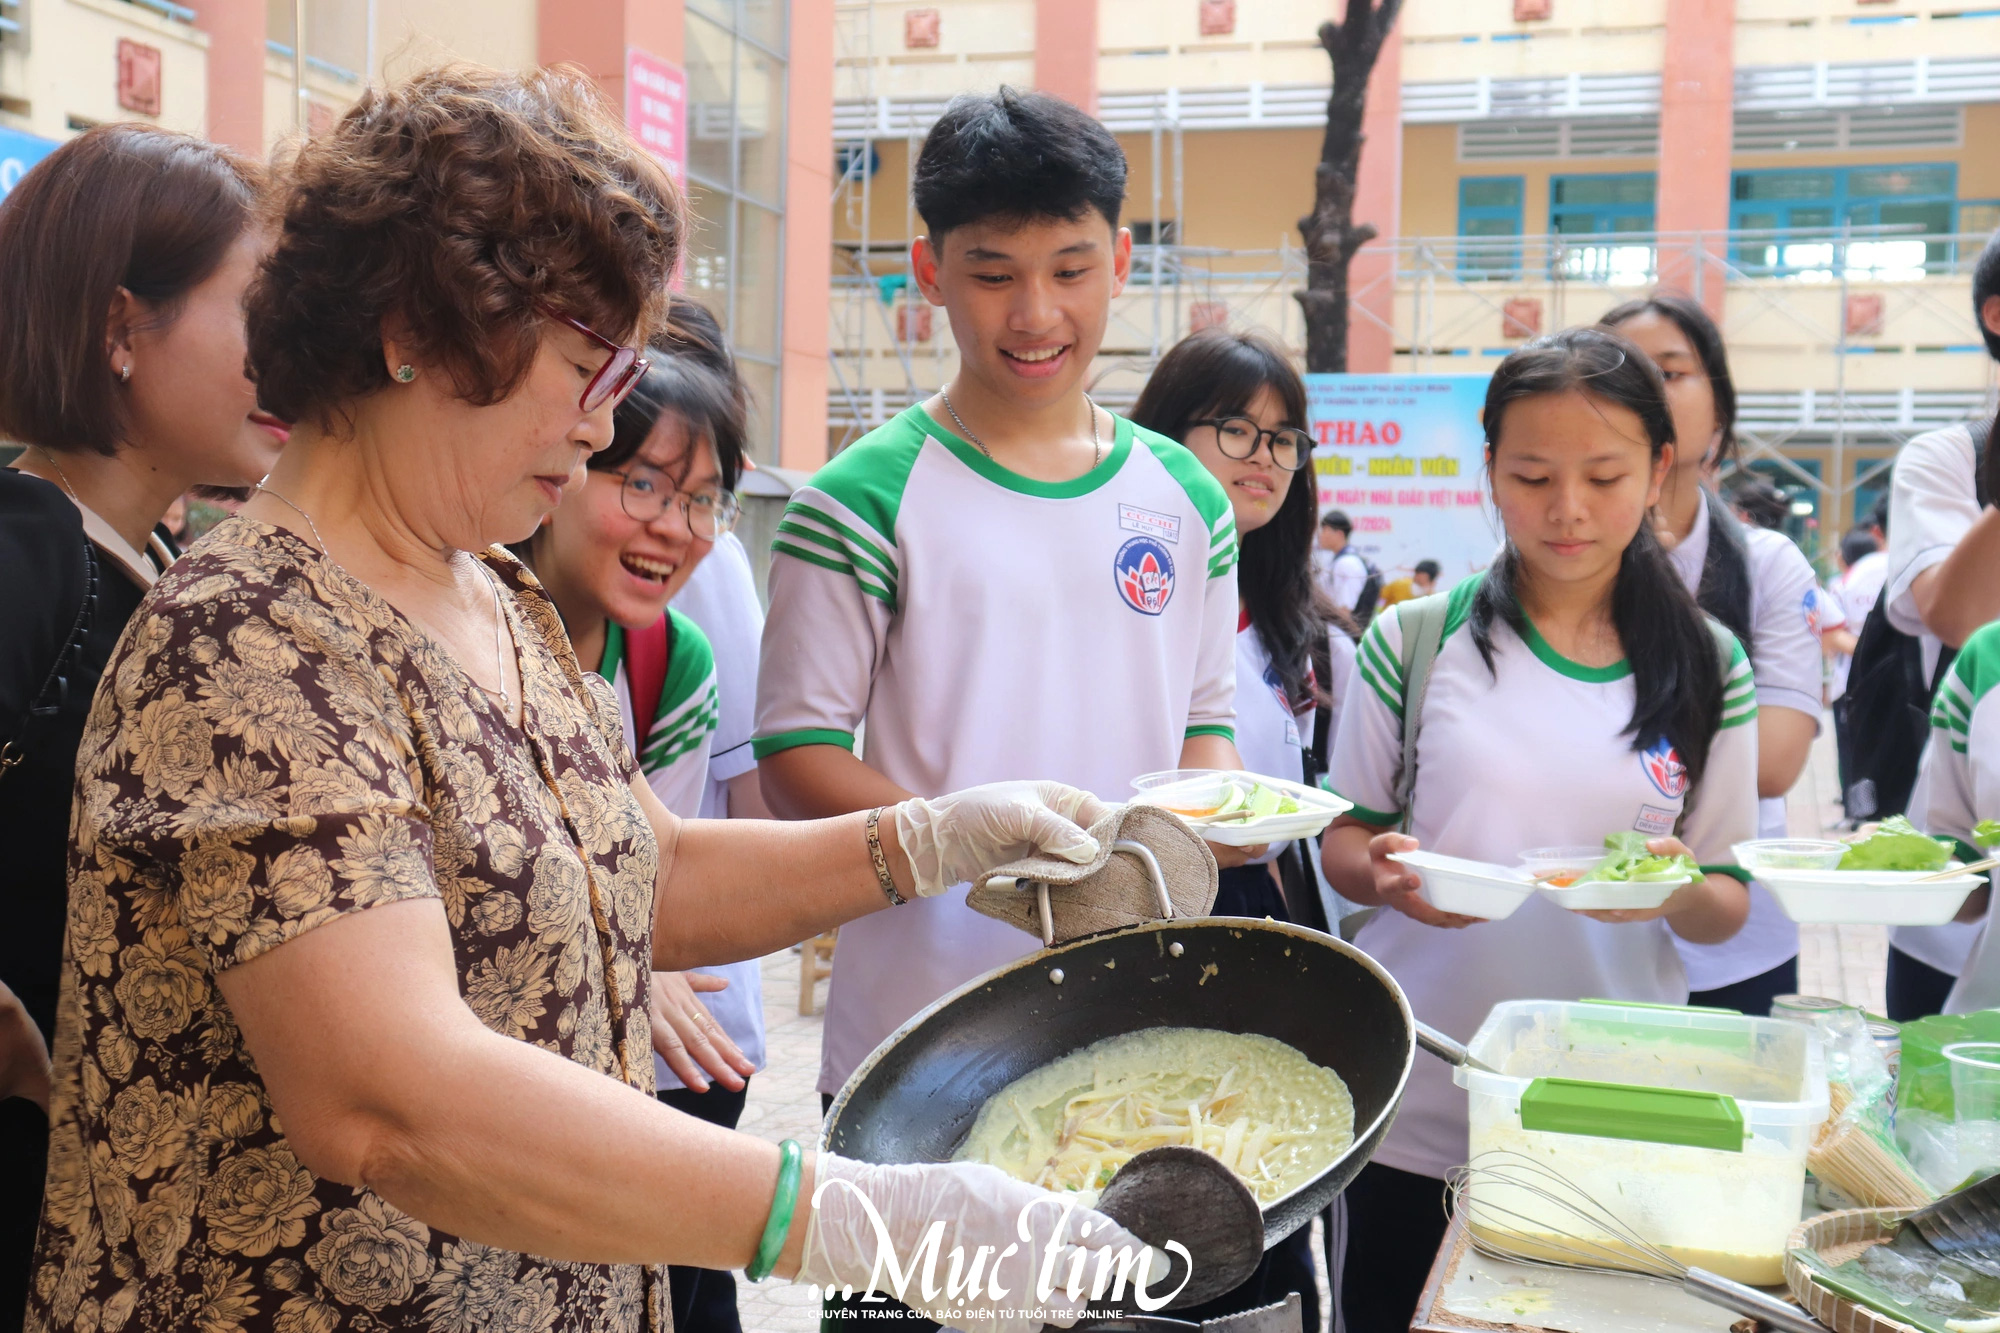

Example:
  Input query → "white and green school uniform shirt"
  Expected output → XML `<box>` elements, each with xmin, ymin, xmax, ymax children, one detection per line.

<box><xmin>1914</xmin><ymin>624</ymin><xmax>2000</xmax><ymax>1014</ymax></box>
<box><xmin>754</xmin><ymin>405</ymin><xmax>1240</xmax><ymax>1096</ymax></box>
<box><xmin>597</xmin><ymin>610</ymin><xmax>731</xmax><ymax>1091</ymax></box>
<box><xmin>1327</xmin><ymin>576</ymin><xmax>1760</xmax><ymax>1180</ymax></box>
<box><xmin>1887</xmin><ymin>423</ymin><xmax>1989</xmax><ymax>982</ymax></box>
<box><xmin>1666</xmin><ymin>498</ymin><xmax>1826</xmax><ymax>991</ymax></box>
<box><xmin>603</xmin><ymin>610</ymin><xmax>720</xmax><ymax>815</ymax></box>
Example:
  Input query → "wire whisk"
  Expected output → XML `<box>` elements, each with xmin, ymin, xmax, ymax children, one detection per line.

<box><xmin>1446</xmin><ymin>1151</ymin><xmax>1828</xmax><ymax>1333</ymax></box>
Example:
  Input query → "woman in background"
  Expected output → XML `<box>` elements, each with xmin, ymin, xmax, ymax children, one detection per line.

<box><xmin>0</xmin><ymin>125</ymin><xmax>283</xmax><ymax>1327</ymax></box>
<box><xmin>1602</xmin><ymin>294</ymin><xmax>1826</xmax><ymax>1017</ymax></box>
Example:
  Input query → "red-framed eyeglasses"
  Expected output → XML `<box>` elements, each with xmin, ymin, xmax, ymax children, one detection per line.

<box><xmin>540</xmin><ymin>305</ymin><xmax>650</xmax><ymax>413</ymax></box>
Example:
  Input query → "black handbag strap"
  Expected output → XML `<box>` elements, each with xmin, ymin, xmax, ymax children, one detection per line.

<box><xmin>0</xmin><ymin>537</ymin><xmax>99</xmax><ymax>780</ymax></box>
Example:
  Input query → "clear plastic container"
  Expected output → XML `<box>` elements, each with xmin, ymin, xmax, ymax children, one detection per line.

<box><xmin>1455</xmin><ymin>999</ymin><xmax>1827</xmax><ymax>1286</ymax></box>
<box><xmin>1732</xmin><ymin>839</ymin><xmax>1849</xmax><ymax>871</ymax></box>
<box><xmin>1517</xmin><ymin>846</ymin><xmax>1606</xmax><ymax>887</ymax></box>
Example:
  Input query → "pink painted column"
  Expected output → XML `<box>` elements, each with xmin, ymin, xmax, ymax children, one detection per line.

<box><xmin>780</xmin><ymin>0</ymin><xmax>834</xmax><ymax>470</ymax></box>
<box><xmin>1035</xmin><ymin>0</ymin><xmax>1099</xmax><ymax>113</ymax></box>
<box><xmin>540</xmin><ymin>0</ymin><xmax>684</xmax><ymax>120</ymax></box>
<box><xmin>1347</xmin><ymin>16</ymin><xmax>1402</xmax><ymax>374</ymax></box>
<box><xmin>1657</xmin><ymin>0</ymin><xmax>1734</xmax><ymax>317</ymax></box>
<box><xmin>199</xmin><ymin>0</ymin><xmax>265</xmax><ymax>155</ymax></box>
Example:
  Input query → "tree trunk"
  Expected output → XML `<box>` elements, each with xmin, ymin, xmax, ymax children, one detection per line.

<box><xmin>1295</xmin><ymin>0</ymin><xmax>1402</xmax><ymax>373</ymax></box>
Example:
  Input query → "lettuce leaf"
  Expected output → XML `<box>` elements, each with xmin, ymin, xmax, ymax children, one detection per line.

<box><xmin>1975</xmin><ymin>819</ymin><xmax>2000</xmax><ymax>848</ymax></box>
<box><xmin>1587</xmin><ymin>832</ymin><xmax>1701</xmax><ymax>883</ymax></box>
<box><xmin>1838</xmin><ymin>816</ymin><xmax>1955</xmax><ymax>872</ymax></box>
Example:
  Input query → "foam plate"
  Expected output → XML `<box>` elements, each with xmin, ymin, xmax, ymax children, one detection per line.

<box><xmin>1387</xmin><ymin>850</ymin><xmax>1537</xmax><ymax>921</ymax></box>
<box><xmin>1758</xmin><ymin>863</ymin><xmax>1984</xmax><ymax>926</ymax></box>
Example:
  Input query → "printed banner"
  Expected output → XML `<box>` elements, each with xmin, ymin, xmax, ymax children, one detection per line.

<box><xmin>0</xmin><ymin>127</ymin><xmax>58</xmax><ymax>204</ymax></box>
<box><xmin>1306</xmin><ymin>373</ymin><xmax>1498</xmax><ymax>590</ymax></box>
<box><xmin>624</xmin><ymin>48</ymin><xmax>687</xmax><ymax>183</ymax></box>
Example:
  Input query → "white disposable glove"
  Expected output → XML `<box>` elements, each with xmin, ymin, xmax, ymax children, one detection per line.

<box><xmin>799</xmin><ymin>1155</ymin><xmax>1165</xmax><ymax>1329</ymax></box>
<box><xmin>894</xmin><ymin>780</ymin><xmax>1112</xmax><ymax>898</ymax></box>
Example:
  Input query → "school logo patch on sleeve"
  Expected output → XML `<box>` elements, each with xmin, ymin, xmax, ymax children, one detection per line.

<box><xmin>1802</xmin><ymin>585</ymin><xmax>1822</xmax><ymax>637</ymax></box>
<box><xmin>1113</xmin><ymin>535</ymin><xmax>1176</xmax><ymax>615</ymax></box>
<box><xmin>1639</xmin><ymin>736</ymin><xmax>1690</xmax><ymax>800</ymax></box>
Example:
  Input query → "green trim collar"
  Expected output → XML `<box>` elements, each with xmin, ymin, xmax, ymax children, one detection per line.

<box><xmin>912</xmin><ymin>404</ymin><xmax>1134</xmax><ymax>498</ymax></box>
<box><xmin>1518</xmin><ymin>615</ymin><xmax>1632</xmax><ymax>683</ymax></box>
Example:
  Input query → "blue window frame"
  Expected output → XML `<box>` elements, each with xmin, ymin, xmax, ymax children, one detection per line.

<box><xmin>1457</xmin><ymin>176</ymin><xmax>1524</xmax><ymax>278</ymax></box>
<box><xmin>1731</xmin><ymin>164</ymin><xmax>1958</xmax><ymax>277</ymax></box>
<box><xmin>1549</xmin><ymin>173</ymin><xmax>1656</xmax><ymax>283</ymax></box>
<box><xmin>1549</xmin><ymin>172</ymin><xmax>1657</xmax><ymax>234</ymax></box>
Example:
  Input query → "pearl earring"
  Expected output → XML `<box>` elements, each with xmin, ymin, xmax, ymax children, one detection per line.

<box><xmin>394</xmin><ymin>364</ymin><xmax>417</xmax><ymax>383</ymax></box>
<box><xmin>119</xmin><ymin>363</ymin><xmax>132</xmax><ymax>383</ymax></box>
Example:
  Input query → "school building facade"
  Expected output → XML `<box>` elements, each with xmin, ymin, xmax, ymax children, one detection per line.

<box><xmin>830</xmin><ymin>0</ymin><xmax>2000</xmax><ymax>551</ymax></box>
<box><xmin>0</xmin><ymin>0</ymin><xmax>836</xmax><ymax>471</ymax></box>
<box><xmin>6</xmin><ymin>0</ymin><xmax>2000</xmax><ymax>542</ymax></box>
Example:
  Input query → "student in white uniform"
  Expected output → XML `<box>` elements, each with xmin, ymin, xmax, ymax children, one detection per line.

<box><xmin>1317</xmin><ymin>509</ymin><xmax>1371</xmax><ymax>614</ymax></box>
<box><xmin>1128</xmin><ymin>327</ymin><xmax>1326</xmax><ymax>1327</ymax></box>
<box><xmin>1829</xmin><ymin>528</ymin><xmax>1886</xmax><ymax>699</ymax></box>
<box><xmin>513</xmin><ymin>346</ymin><xmax>763</xmax><ymax>1332</ymax></box>
<box><xmin>1321</xmin><ymin>328</ymin><xmax>1759</xmax><ymax>1332</ymax></box>
<box><xmin>755</xmin><ymin>90</ymin><xmax>1245</xmax><ymax>1122</ymax></box>
<box><xmin>1880</xmin><ymin>232</ymin><xmax>2000</xmax><ymax>1017</ymax></box>
<box><xmin>1603</xmin><ymin>294</ymin><xmax>1823</xmax><ymax>1016</ymax></box>
<box><xmin>1911</xmin><ymin>619</ymin><xmax>2000</xmax><ymax>1013</ymax></box>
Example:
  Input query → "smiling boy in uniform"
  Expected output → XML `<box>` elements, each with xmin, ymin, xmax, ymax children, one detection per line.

<box><xmin>755</xmin><ymin>89</ymin><xmax>1246</xmax><ymax>1127</ymax></box>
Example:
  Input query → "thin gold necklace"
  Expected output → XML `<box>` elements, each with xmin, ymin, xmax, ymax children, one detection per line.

<box><xmin>939</xmin><ymin>390</ymin><xmax>1103</xmax><ymax>470</ymax></box>
<box><xmin>255</xmin><ymin>483</ymin><xmax>513</xmax><ymax>714</ymax></box>
<box><xmin>30</xmin><ymin>446</ymin><xmax>80</xmax><ymax>501</ymax></box>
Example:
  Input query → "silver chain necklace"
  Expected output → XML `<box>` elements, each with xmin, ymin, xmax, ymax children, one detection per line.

<box><xmin>940</xmin><ymin>390</ymin><xmax>1102</xmax><ymax>470</ymax></box>
<box><xmin>256</xmin><ymin>484</ymin><xmax>513</xmax><ymax>714</ymax></box>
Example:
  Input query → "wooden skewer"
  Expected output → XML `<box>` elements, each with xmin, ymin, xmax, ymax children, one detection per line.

<box><xmin>1915</xmin><ymin>855</ymin><xmax>2000</xmax><ymax>883</ymax></box>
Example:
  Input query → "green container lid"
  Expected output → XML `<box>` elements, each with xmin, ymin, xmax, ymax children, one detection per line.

<box><xmin>1520</xmin><ymin>1076</ymin><xmax>1746</xmax><ymax>1153</ymax></box>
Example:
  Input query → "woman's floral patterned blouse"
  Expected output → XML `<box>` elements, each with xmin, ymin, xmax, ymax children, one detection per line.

<box><xmin>28</xmin><ymin>517</ymin><xmax>668</xmax><ymax>1333</ymax></box>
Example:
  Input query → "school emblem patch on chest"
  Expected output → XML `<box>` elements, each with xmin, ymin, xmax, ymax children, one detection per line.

<box><xmin>1640</xmin><ymin>735</ymin><xmax>1690</xmax><ymax>800</ymax></box>
<box><xmin>1113</xmin><ymin>535</ymin><xmax>1176</xmax><ymax>615</ymax></box>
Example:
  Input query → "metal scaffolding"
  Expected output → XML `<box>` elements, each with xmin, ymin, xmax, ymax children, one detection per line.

<box><xmin>827</xmin><ymin>94</ymin><xmax>1994</xmax><ymax>556</ymax></box>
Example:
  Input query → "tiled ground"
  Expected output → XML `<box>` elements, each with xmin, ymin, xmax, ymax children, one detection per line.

<box><xmin>729</xmin><ymin>722</ymin><xmax>1888</xmax><ymax>1332</ymax></box>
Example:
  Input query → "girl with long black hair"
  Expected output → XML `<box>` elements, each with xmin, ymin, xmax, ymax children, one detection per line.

<box><xmin>1320</xmin><ymin>327</ymin><xmax>1758</xmax><ymax>1330</ymax></box>
<box><xmin>1128</xmin><ymin>328</ymin><xmax>1354</xmax><ymax>1329</ymax></box>
<box><xmin>1601</xmin><ymin>294</ymin><xmax>1829</xmax><ymax>1016</ymax></box>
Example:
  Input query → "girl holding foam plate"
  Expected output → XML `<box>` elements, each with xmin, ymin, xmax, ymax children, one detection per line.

<box><xmin>1909</xmin><ymin>617</ymin><xmax>2000</xmax><ymax>1013</ymax></box>
<box><xmin>1317</xmin><ymin>328</ymin><xmax>1761</xmax><ymax>1332</ymax></box>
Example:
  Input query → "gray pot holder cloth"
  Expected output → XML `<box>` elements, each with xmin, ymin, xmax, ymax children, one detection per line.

<box><xmin>969</xmin><ymin>804</ymin><xmax>1218</xmax><ymax>946</ymax></box>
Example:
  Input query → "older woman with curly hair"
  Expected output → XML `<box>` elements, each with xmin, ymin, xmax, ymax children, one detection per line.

<box><xmin>27</xmin><ymin>67</ymin><xmax>1147</xmax><ymax>1333</ymax></box>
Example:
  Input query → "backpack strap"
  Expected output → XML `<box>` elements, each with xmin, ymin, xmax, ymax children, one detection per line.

<box><xmin>1972</xmin><ymin>416</ymin><xmax>1991</xmax><ymax>510</ymax></box>
<box><xmin>624</xmin><ymin>613</ymin><xmax>671</xmax><ymax>757</ymax></box>
<box><xmin>1392</xmin><ymin>591</ymin><xmax>1453</xmax><ymax>830</ymax></box>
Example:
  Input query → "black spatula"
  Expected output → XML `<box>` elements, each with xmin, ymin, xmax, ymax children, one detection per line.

<box><xmin>1092</xmin><ymin>1145</ymin><xmax>1266</xmax><ymax>1311</ymax></box>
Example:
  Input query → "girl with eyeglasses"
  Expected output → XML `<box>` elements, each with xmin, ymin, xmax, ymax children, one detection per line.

<box><xmin>516</xmin><ymin>350</ymin><xmax>744</xmax><ymax>799</ymax></box>
<box><xmin>1129</xmin><ymin>328</ymin><xmax>1345</xmax><ymax>1330</ymax></box>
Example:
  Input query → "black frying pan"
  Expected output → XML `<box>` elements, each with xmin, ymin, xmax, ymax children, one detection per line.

<box><xmin>821</xmin><ymin>916</ymin><xmax>1419</xmax><ymax>1247</ymax></box>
